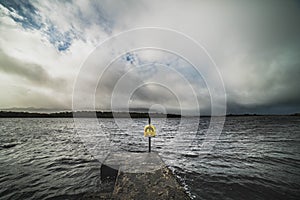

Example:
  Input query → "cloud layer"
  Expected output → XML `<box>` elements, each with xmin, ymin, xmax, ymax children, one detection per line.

<box><xmin>0</xmin><ymin>0</ymin><xmax>299</xmax><ymax>114</ymax></box>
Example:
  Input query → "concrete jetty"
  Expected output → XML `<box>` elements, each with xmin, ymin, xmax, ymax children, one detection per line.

<box><xmin>100</xmin><ymin>152</ymin><xmax>190</xmax><ymax>199</ymax></box>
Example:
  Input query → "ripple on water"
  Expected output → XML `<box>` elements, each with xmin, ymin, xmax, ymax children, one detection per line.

<box><xmin>0</xmin><ymin>116</ymin><xmax>299</xmax><ymax>199</ymax></box>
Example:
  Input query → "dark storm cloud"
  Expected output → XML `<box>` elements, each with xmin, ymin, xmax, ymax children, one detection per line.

<box><xmin>0</xmin><ymin>51</ymin><xmax>66</xmax><ymax>88</ymax></box>
<box><xmin>206</xmin><ymin>0</ymin><xmax>300</xmax><ymax>114</ymax></box>
<box><xmin>224</xmin><ymin>56</ymin><xmax>300</xmax><ymax>114</ymax></box>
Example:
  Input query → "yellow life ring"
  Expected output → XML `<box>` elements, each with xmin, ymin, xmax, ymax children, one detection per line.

<box><xmin>144</xmin><ymin>124</ymin><xmax>156</xmax><ymax>137</ymax></box>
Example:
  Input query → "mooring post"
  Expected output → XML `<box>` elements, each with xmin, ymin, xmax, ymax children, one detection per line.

<box><xmin>149</xmin><ymin>137</ymin><xmax>151</xmax><ymax>152</ymax></box>
<box><xmin>148</xmin><ymin>117</ymin><xmax>151</xmax><ymax>152</ymax></box>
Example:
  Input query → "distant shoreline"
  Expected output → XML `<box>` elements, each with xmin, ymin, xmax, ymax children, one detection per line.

<box><xmin>0</xmin><ymin>111</ymin><xmax>179</xmax><ymax>118</ymax></box>
<box><xmin>0</xmin><ymin>111</ymin><xmax>299</xmax><ymax>118</ymax></box>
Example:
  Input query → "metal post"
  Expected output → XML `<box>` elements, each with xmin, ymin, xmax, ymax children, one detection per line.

<box><xmin>148</xmin><ymin>117</ymin><xmax>151</xmax><ymax>152</ymax></box>
<box><xmin>149</xmin><ymin>137</ymin><xmax>151</xmax><ymax>152</ymax></box>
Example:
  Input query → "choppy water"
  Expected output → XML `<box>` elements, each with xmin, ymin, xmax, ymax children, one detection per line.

<box><xmin>0</xmin><ymin>116</ymin><xmax>299</xmax><ymax>199</ymax></box>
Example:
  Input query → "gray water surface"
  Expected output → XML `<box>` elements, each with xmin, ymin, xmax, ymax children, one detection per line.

<box><xmin>0</xmin><ymin>116</ymin><xmax>299</xmax><ymax>199</ymax></box>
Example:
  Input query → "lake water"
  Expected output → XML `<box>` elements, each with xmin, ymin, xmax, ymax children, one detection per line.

<box><xmin>0</xmin><ymin>116</ymin><xmax>299</xmax><ymax>199</ymax></box>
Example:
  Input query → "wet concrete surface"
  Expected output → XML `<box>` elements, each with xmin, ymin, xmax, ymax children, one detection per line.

<box><xmin>101</xmin><ymin>152</ymin><xmax>190</xmax><ymax>199</ymax></box>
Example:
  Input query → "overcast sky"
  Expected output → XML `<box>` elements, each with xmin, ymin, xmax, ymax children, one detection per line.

<box><xmin>0</xmin><ymin>0</ymin><xmax>299</xmax><ymax>114</ymax></box>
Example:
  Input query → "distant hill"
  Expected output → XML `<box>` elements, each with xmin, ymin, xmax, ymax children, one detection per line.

<box><xmin>291</xmin><ymin>113</ymin><xmax>300</xmax><ymax>116</ymax></box>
